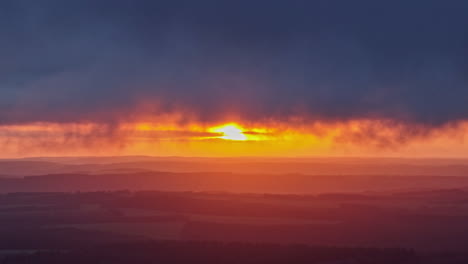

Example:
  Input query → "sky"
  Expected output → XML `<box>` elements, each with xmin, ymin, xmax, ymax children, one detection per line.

<box><xmin>1</xmin><ymin>0</ymin><xmax>468</xmax><ymax>158</ymax></box>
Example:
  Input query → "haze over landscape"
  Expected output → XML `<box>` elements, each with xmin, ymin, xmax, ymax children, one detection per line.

<box><xmin>2</xmin><ymin>0</ymin><xmax>468</xmax><ymax>263</ymax></box>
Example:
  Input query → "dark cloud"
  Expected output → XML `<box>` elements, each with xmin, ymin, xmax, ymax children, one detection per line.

<box><xmin>1</xmin><ymin>0</ymin><xmax>468</xmax><ymax>126</ymax></box>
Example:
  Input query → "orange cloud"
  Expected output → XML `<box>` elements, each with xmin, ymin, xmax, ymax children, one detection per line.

<box><xmin>0</xmin><ymin>117</ymin><xmax>467</xmax><ymax>158</ymax></box>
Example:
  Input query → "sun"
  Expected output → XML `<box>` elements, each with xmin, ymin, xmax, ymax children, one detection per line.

<box><xmin>210</xmin><ymin>124</ymin><xmax>247</xmax><ymax>141</ymax></box>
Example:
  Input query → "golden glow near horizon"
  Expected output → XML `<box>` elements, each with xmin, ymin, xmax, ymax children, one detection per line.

<box><xmin>209</xmin><ymin>124</ymin><xmax>247</xmax><ymax>141</ymax></box>
<box><xmin>2</xmin><ymin>119</ymin><xmax>468</xmax><ymax>158</ymax></box>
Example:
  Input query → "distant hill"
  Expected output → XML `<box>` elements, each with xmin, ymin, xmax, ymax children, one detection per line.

<box><xmin>2</xmin><ymin>172</ymin><xmax>468</xmax><ymax>194</ymax></box>
<box><xmin>2</xmin><ymin>156</ymin><xmax>468</xmax><ymax>177</ymax></box>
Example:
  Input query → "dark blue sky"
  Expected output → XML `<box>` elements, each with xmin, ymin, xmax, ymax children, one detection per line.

<box><xmin>1</xmin><ymin>0</ymin><xmax>468</xmax><ymax>126</ymax></box>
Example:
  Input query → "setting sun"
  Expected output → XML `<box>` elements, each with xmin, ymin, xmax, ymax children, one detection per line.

<box><xmin>210</xmin><ymin>124</ymin><xmax>247</xmax><ymax>141</ymax></box>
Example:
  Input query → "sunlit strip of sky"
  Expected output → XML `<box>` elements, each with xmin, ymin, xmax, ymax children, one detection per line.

<box><xmin>0</xmin><ymin>119</ymin><xmax>467</xmax><ymax>158</ymax></box>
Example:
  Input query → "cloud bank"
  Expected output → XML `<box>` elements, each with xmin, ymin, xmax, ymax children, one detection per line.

<box><xmin>1</xmin><ymin>0</ymin><xmax>468</xmax><ymax>127</ymax></box>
